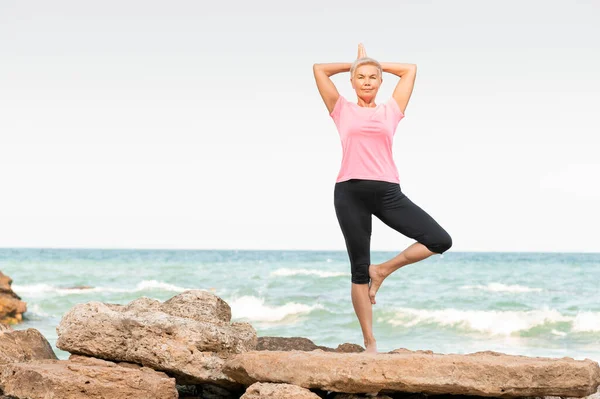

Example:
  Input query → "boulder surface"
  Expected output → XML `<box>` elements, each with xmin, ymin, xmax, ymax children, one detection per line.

<box><xmin>0</xmin><ymin>355</ymin><xmax>177</xmax><ymax>399</ymax></box>
<box><xmin>223</xmin><ymin>350</ymin><xmax>600</xmax><ymax>397</ymax></box>
<box><xmin>0</xmin><ymin>328</ymin><xmax>57</xmax><ymax>364</ymax></box>
<box><xmin>0</xmin><ymin>271</ymin><xmax>27</xmax><ymax>325</ymax></box>
<box><xmin>56</xmin><ymin>290</ymin><xmax>257</xmax><ymax>387</ymax></box>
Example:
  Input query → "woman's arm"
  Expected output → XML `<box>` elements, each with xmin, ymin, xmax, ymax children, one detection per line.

<box><xmin>380</xmin><ymin>62</ymin><xmax>417</xmax><ymax>115</ymax></box>
<box><xmin>380</xmin><ymin>62</ymin><xmax>416</xmax><ymax>78</ymax></box>
<box><xmin>313</xmin><ymin>63</ymin><xmax>351</xmax><ymax>114</ymax></box>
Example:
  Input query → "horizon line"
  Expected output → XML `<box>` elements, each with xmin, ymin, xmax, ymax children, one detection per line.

<box><xmin>1</xmin><ymin>246</ymin><xmax>599</xmax><ymax>255</ymax></box>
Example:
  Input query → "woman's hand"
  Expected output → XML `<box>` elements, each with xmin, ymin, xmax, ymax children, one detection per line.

<box><xmin>357</xmin><ymin>43</ymin><xmax>367</xmax><ymax>59</ymax></box>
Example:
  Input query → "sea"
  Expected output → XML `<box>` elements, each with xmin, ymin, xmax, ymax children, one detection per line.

<box><xmin>1</xmin><ymin>248</ymin><xmax>599</xmax><ymax>363</ymax></box>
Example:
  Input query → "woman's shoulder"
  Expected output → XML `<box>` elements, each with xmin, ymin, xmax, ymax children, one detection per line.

<box><xmin>330</xmin><ymin>95</ymin><xmax>348</xmax><ymax>119</ymax></box>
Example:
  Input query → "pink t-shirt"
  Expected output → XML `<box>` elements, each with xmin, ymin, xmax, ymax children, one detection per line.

<box><xmin>330</xmin><ymin>95</ymin><xmax>404</xmax><ymax>183</ymax></box>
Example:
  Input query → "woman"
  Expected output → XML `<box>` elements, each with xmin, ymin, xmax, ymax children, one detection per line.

<box><xmin>312</xmin><ymin>43</ymin><xmax>452</xmax><ymax>354</ymax></box>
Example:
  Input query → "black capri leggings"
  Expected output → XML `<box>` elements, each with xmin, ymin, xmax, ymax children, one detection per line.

<box><xmin>334</xmin><ymin>179</ymin><xmax>452</xmax><ymax>284</ymax></box>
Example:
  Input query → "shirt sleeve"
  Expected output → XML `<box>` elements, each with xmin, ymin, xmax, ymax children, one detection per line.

<box><xmin>330</xmin><ymin>95</ymin><xmax>346</xmax><ymax>126</ymax></box>
<box><xmin>387</xmin><ymin>98</ymin><xmax>405</xmax><ymax>125</ymax></box>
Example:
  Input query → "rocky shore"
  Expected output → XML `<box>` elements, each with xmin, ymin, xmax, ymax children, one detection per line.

<box><xmin>0</xmin><ymin>274</ymin><xmax>599</xmax><ymax>398</ymax></box>
<box><xmin>0</xmin><ymin>272</ymin><xmax>27</xmax><ymax>325</ymax></box>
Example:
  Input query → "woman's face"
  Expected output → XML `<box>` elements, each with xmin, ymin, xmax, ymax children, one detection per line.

<box><xmin>351</xmin><ymin>64</ymin><xmax>382</xmax><ymax>100</ymax></box>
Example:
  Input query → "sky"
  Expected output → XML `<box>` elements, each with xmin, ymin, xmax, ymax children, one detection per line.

<box><xmin>1</xmin><ymin>0</ymin><xmax>599</xmax><ymax>253</ymax></box>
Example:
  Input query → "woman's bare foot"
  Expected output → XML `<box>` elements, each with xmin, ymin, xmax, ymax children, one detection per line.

<box><xmin>364</xmin><ymin>338</ymin><xmax>378</xmax><ymax>354</ymax></box>
<box><xmin>368</xmin><ymin>264</ymin><xmax>386</xmax><ymax>305</ymax></box>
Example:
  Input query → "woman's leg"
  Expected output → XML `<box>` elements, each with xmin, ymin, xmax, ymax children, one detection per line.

<box><xmin>334</xmin><ymin>181</ymin><xmax>377</xmax><ymax>352</ymax></box>
<box><xmin>369</xmin><ymin>184</ymin><xmax>452</xmax><ymax>304</ymax></box>
<box><xmin>351</xmin><ymin>283</ymin><xmax>377</xmax><ymax>352</ymax></box>
<box><xmin>368</xmin><ymin>242</ymin><xmax>436</xmax><ymax>304</ymax></box>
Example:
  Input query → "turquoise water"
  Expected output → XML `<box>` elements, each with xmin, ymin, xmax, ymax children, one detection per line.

<box><xmin>2</xmin><ymin>248</ymin><xmax>599</xmax><ymax>362</ymax></box>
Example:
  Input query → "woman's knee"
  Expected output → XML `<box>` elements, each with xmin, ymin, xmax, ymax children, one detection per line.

<box><xmin>351</xmin><ymin>263</ymin><xmax>370</xmax><ymax>284</ymax></box>
<box><xmin>423</xmin><ymin>230</ymin><xmax>452</xmax><ymax>254</ymax></box>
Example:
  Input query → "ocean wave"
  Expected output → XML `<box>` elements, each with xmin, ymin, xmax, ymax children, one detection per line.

<box><xmin>459</xmin><ymin>283</ymin><xmax>543</xmax><ymax>293</ymax></box>
<box><xmin>228</xmin><ymin>295</ymin><xmax>323</xmax><ymax>323</ymax></box>
<box><xmin>572</xmin><ymin>312</ymin><xmax>600</xmax><ymax>332</ymax></box>
<box><xmin>12</xmin><ymin>280</ymin><xmax>194</xmax><ymax>297</ymax></box>
<box><xmin>270</xmin><ymin>268</ymin><xmax>348</xmax><ymax>278</ymax></box>
<box><xmin>551</xmin><ymin>329</ymin><xmax>568</xmax><ymax>336</ymax></box>
<box><xmin>25</xmin><ymin>303</ymin><xmax>51</xmax><ymax>318</ymax></box>
<box><xmin>380</xmin><ymin>307</ymin><xmax>580</xmax><ymax>336</ymax></box>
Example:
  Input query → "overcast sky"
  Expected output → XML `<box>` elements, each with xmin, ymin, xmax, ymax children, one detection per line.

<box><xmin>1</xmin><ymin>0</ymin><xmax>599</xmax><ymax>253</ymax></box>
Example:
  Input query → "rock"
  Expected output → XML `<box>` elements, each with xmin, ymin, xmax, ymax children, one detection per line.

<box><xmin>0</xmin><ymin>355</ymin><xmax>177</xmax><ymax>399</ymax></box>
<box><xmin>257</xmin><ymin>336</ymin><xmax>333</xmax><ymax>352</ymax></box>
<box><xmin>257</xmin><ymin>336</ymin><xmax>364</xmax><ymax>353</ymax></box>
<box><xmin>0</xmin><ymin>328</ymin><xmax>57</xmax><ymax>364</ymax></box>
<box><xmin>223</xmin><ymin>350</ymin><xmax>600</xmax><ymax>397</ymax></box>
<box><xmin>0</xmin><ymin>272</ymin><xmax>18</xmax><ymax>295</ymax></box>
<box><xmin>0</xmin><ymin>271</ymin><xmax>27</xmax><ymax>325</ymax></box>
<box><xmin>332</xmin><ymin>394</ymin><xmax>393</xmax><ymax>399</ymax></box>
<box><xmin>240</xmin><ymin>382</ymin><xmax>322</xmax><ymax>398</ymax></box>
<box><xmin>163</xmin><ymin>290</ymin><xmax>232</xmax><ymax>324</ymax></box>
<box><xmin>524</xmin><ymin>385</ymin><xmax>600</xmax><ymax>399</ymax></box>
<box><xmin>118</xmin><ymin>291</ymin><xmax>232</xmax><ymax>325</ymax></box>
<box><xmin>335</xmin><ymin>343</ymin><xmax>365</xmax><ymax>353</ymax></box>
<box><xmin>56</xmin><ymin>290</ymin><xmax>256</xmax><ymax>387</ymax></box>
<box><xmin>389</xmin><ymin>348</ymin><xmax>434</xmax><ymax>355</ymax></box>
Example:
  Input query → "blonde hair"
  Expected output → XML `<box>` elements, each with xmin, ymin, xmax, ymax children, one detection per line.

<box><xmin>350</xmin><ymin>57</ymin><xmax>383</xmax><ymax>79</ymax></box>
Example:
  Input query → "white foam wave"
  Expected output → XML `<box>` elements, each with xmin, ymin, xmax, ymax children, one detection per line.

<box><xmin>551</xmin><ymin>329</ymin><xmax>567</xmax><ymax>336</ymax></box>
<box><xmin>460</xmin><ymin>283</ymin><xmax>543</xmax><ymax>293</ymax></box>
<box><xmin>134</xmin><ymin>280</ymin><xmax>190</xmax><ymax>292</ymax></box>
<box><xmin>228</xmin><ymin>295</ymin><xmax>323</xmax><ymax>323</ymax></box>
<box><xmin>572</xmin><ymin>312</ymin><xmax>600</xmax><ymax>332</ymax></box>
<box><xmin>11</xmin><ymin>283</ymin><xmax>56</xmax><ymax>295</ymax></box>
<box><xmin>382</xmin><ymin>307</ymin><xmax>571</xmax><ymax>336</ymax></box>
<box><xmin>270</xmin><ymin>268</ymin><xmax>347</xmax><ymax>278</ymax></box>
<box><xmin>12</xmin><ymin>280</ymin><xmax>192</xmax><ymax>297</ymax></box>
<box><xmin>26</xmin><ymin>303</ymin><xmax>51</xmax><ymax>318</ymax></box>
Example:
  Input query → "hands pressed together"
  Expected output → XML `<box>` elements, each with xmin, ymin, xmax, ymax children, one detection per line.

<box><xmin>357</xmin><ymin>43</ymin><xmax>367</xmax><ymax>59</ymax></box>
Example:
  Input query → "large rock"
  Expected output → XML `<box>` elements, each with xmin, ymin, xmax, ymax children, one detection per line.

<box><xmin>0</xmin><ymin>328</ymin><xmax>57</xmax><ymax>363</ymax></box>
<box><xmin>240</xmin><ymin>382</ymin><xmax>322</xmax><ymax>399</ymax></box>
<box><xmin>56</xmin><ymin>290</ymin><xmax>257</xmax><ymax>387</ymax></box>
<box><xmin>223</xmin><ymin>350</ymin><xmax>600</xmax><ymax>397</ymax></box>
<box><xmin>123</xmin><ymin>291</ymin><xmax>232</xmax><ymax>324</ymax></box>
<box><xmin>0</xmin><ymin>355</ymin><xmax>177</xmax><ymax>399</ymax></box>
<box><xmin>0</xmin><ymin>271</ymin><xmax>27</xmax><ymax>325</ymax></box>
